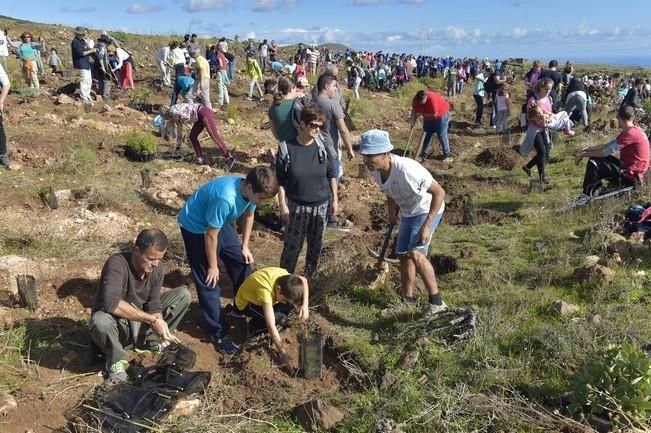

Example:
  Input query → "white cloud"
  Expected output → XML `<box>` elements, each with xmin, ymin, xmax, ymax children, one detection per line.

<box><xmin>183</xmin><ymin>0</ymin><xmax>232</xmax><ymax>12</ymax></box>
<box><xmin>386</xmin><ymin>35</ymin><xmax>402</xmax><ymax>42</ymax></box>
<box><xmin>445</xmin><ymin>26</ymin><xmax>466</xmax><ymax>40</ymax></box>
<box><xmin>58</xmin><ymin>6</ymin><xmax>95</xmax><ymax>13</ymax></box>
<box><xmin>126</xmin><ymin>2</ymin><xmax>161</xmax><ymax>13</ymax></box>
<box><xmin>245</xmin><ymin>31</ymin><xmax>256</xmax><ymax>40</ymax></box>
<box><xmin>280</xmin><ymin>27</ymin><xmax>310</xmax><ymax>33</ymax></box>
<box><xmin>576</xmin><ymin>21</ymin><xmax>599</xmax><ymax>36</ymax></box>
<box><xmin>510</xmin><ymin>27</ymin><xmax>527</xmax><ymax>38</ymax></box>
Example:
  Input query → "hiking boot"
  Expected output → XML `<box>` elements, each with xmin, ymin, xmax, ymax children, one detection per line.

<box><xmin>423</xmin><ymin>302</ymin><xmax>449</xmax><ymax>320</ymax></box>
<box><xmin>0</xmin><ymin>154</ymin><xmax>10</xmax><ymax>167</ymax></box>
<box><xmin>379</xmin><ymin>299</ymin><xmax>418</xmax><ymax>318</ymax></box>
<box><xmin>106</xmin><ymin>359</ymin><xmax>128</xmax><ymax>382</ymax></box>
<box><xmin>522</xmin><ymin>166</ymin><xmax>532</xmax><ymax>177</ymax></box>
<box><xmin>327</xmin><ymin>221</ymin><xmax>351</xmax><ymax>232</ymax></box>
<box><xmin>212</xmin><ymin>335</ymin><xmax>239</xmax><ymax>355</ymax></box>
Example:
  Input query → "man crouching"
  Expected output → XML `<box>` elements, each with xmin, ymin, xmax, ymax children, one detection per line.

<box><xmin>90</xmin><ymin>229</ymin><xmax>191</xmax><ymax>382</ymax></box>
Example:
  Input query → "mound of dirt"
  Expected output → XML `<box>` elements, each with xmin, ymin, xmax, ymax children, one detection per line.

<box><xmin>474</xmin><ymin>147</ymin><xmax>518</xmax><ymax>170</ymax></box>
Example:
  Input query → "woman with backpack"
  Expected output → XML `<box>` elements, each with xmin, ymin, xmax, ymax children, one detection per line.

<box><xmin>268</xmin><ymin>77</ymin><xmax>298</xmax><ymax>142</ymax></box>
<box><xmin>275</xmin><ymin>103</ymin><xmax>338</xmax><ymax>279</ymax></box>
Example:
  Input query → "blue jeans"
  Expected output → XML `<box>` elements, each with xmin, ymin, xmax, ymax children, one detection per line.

<box><xmin>422</xmin><ymin>112</ymin><xmax>450</xmax><ymax>158</ymax></box>
<box><xmin>180</xmin><ymin>224</ymin><xmax>251</xmax><ymax>339</ymax></box>
<box><xmin>228</xmin><ymin>58</ymin><xmax>237</xmax><ymax>81</ymax></box>
<box><xmin>396</xmin><ymin>212</ymin><xmax>444</xmax><ymax>256</ymax></box>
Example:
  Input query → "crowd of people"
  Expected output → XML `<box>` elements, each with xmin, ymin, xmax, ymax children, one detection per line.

<box><xmin>0</xmin><ymin>26</ymin><xmax>648</xmax><ymax>381</ymax></box>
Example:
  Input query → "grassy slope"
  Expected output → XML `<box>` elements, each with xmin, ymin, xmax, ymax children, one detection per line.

<box><xmin>1</xmin><ymin>16</ymin><xmax>651</xmax><ymax>432</ymax></box>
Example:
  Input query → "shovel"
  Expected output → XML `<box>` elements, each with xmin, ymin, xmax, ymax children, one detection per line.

<box><xmin>402</xmin><ymin>125</ymin><xmax>416</xmax><ymax>157</ymax></box>
<box><xmin>367</xmin><ymin>223</ymin><xmax>400</xmax><ymax>264</ymax></box>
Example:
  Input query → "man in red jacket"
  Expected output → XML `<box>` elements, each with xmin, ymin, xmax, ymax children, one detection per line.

<box><xmin>573</xmin><ymin>105</ymin><xmax>649</xmax><ymax>195</ymax></box>
<box><xmin>410</xmin><ymin>89</ymin><xmax>452</xmax><ymax>163</ymax></box>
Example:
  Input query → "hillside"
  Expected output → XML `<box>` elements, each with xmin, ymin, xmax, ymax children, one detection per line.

<box><xmin>1</xmin><ymin>16</ymin><xmax>651</xmax><ymax>433</ymax></box>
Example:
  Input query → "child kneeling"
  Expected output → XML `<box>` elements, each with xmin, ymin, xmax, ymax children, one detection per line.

<box><xmin>232</xmin><ymin>267</ymin><xmax>309</xmax><ymax>368</ymax></box>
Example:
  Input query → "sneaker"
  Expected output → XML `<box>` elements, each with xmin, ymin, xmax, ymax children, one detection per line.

<box><xmin>423</xmin><ymin>302</ymin><xmax>449</xmax><ymax>320</ymax></box>
<box><xmin>244</xmin><ymin>96</ymin><xmax>253</xmax><ymax>101</ymax></box>
<box><xmin>522</xmin><ymin>166</ymin><xmax>532</xmax><ymax>177</ymax></box>
<box><xmin>541</xmin><ymin>177</ymin><xmax>551</xmax><ymax>185</ymax></box>
<box><xmin>0</xmin><ymin>154</ymin><xmax>10</xmax><ymax>167</ymax></box>
<box><xmin>442</xmin><ymin>156</ymin><xmax>454</xmax><ymax>163</ymax></box>
<box><xmin>212</xmin><ymin>335</ymin><xmax>239</xmax><ymax>355</ymax></box>
<box><xmin>327</xmin><ymin>221</ymin><xmax>351</xmax><ymax>232</ymax></box>
<box><xmin>379</xmin><ymin>299</ymin><xmax>419</xmax><ymax>318</ymax></box>
<box><xmin>134</xmin><ymin>340</ymin><xmax>163</xmax><ymax>355</ymax></box>
<box><xmin>563</xmin><ymin>128</ymin><xmax>576</xmax><ymax>137</ymax></box>
<box><xmin>106</xmin><ymin>359</ymin><xmax>128</xmax><ymax>382</ymax></box>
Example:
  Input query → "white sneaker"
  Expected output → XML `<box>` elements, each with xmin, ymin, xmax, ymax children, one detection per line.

<box><xmin>423</xmin><ymin>302</ymin><xmax>448</xmax><ymax>320</ymax></box>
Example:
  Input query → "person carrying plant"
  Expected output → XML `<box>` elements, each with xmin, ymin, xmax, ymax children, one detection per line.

<box><xmin>230</xmin><ymin>267</ymin><xmax>309</xmax><ymax>369</ymax></box>
<box><xmin>177</xmin><ymin>167</ymin><xmax>279</xmax><ymax>354</ymax></box>
<box><xmin>159</xmin><ymin>103</ymin><xmax>234</xmax><ymax>168</ymax></box>
<box><xmin>359</xmin><ymin>129</ymin><xmax>448</xmax><ymax>320</ymax></box>
<box><xmin>89</xmin><ymin>229</ymin><xmax>191</xmax><ymax>382</ymax></box>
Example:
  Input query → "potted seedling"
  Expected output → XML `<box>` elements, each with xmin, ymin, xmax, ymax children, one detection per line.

<box><xmin>125</xmin><ymin>130</ymin><xmax>159</xmax><ymax>162</ymax></box>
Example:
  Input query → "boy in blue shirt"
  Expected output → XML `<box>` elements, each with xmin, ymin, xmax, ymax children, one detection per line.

<box><xmin>178</xmin><ymin>166</ymin><xmax>279</xmax><ymax>354</ymax></box>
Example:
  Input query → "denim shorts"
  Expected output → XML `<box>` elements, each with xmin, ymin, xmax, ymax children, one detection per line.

<box><xmin>396</xmin><ymin>212</ymin><xmax>443</xmax><ymax>256</ymax></box>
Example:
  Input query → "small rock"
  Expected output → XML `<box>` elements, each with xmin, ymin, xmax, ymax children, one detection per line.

<box><xmin>417</xmin><ymin>374</ymin><xmax>428</xmax><ymax>385</ymax></box>
<box><xmin>294</xmin><ymin>399</ymin><xmax>344</xmax><ymax>432</ymax></box>
<box><xmin>56</xmin><ymin>94</ymin><xmax>75</xmax><ymax>105</ymax></box>
<box><xmin>606</xmin><ymin>233</ymin><xmax>631</xmax><ymax>257</ymax></box>
<box><xmin>399</xmin><ymin>350</ymin><xmax>419</xmax><ymax>369</ymax></box>
<box><xmin>380</xmin><ymin>371</ymin><xmax>396</xmax><ymax>390</ymax></box>
<box><xmin>371</xmin><ymin>333</ymin><xmax>380</xmax><ymax>343</ymax></box>
<box><xmin>468</xmin><ymin>393</ymin><xmax>491</xmax><ymax>406</ymax></box>
<box><xmin>574</xmin><ymin>263</ymin><xmax>615</xmax><ymax>286</ymax></box>
<box><xmin>7</xmin><ymin>161</ymin><xmax>22</xmax><ymax>171</ymax></box>
<box><xmin>589</xmin><ymin>313</ymin><xmax>602</xmax><ymax>324</ymax></box>
<box><xmin>0</xmin><ymin>392</ymin><xmax>17</xmax><ymax>418</ymax></box>
<box><xmin>415</xmin><ymin>336</ymin><xmax>431</xmax><ymax>346</ymax></box>
<box><xmin>629</xmin><ymin>231</ymin><xmax>645</xmax><ymax>244</ymax></box>
<box><xmin>171</xmin><ymin>398</ymin><xmax>201</xmax><ymax>417</ymax></box>
<box><xmin>607</xmin><ymin>252</ymin><xmax>622</xmax><ymax>267</ymax></box>
<box><xmin>583</xmin><ymin>255</ymin><xmax>601</xmax><ymax>268</ymax></box>
<box><xmin>344</xmin><ymin>219</ymin><xmax>354</xmax><ymax>229</ymax></box>
<box><xmin>551</xmin><ymin>300</ymin><xmax>580</xmax><ymax>316</ymax></box>
<box><xmin>227</xmin><ymin>118</ymin><xmax>235</xmax><ymax>125</ymax></box>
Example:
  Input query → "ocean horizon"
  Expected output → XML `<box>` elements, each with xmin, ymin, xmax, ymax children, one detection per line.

<box><xmin>566</xmin><ymin>56</ymin><xmax>651</xmax><ymax>68</ymax></box>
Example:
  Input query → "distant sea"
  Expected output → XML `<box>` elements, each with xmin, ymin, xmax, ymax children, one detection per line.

<box><xmin>569</xmin><ymin>56</ymin><xmax>651</xmax><ymax>68</ymax></box>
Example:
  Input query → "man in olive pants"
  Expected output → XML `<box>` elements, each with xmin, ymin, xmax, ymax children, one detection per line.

<box><xmin>89</xmin><ymin>229</ymin><xmax>191</xmax><ymax>382</ymax></box>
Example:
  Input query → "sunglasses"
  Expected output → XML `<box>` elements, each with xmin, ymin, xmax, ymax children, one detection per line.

<box><xmin>308</xmin><ymin>122</ymin><xmax>322</xmax><ymax>129</ymax></box>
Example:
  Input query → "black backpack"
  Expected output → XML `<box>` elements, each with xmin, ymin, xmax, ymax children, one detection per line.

<box><xmin>277</xmin><ymin>136</ymin><xmax>328</xmax><ymax>182</ymax></box>
<box><xmin>484</xmin><ymin>72</ymin><xmax>498</xmax><ymax>94</ymax></box>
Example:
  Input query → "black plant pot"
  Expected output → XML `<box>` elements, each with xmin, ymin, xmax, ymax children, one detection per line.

<box><xmin>125</xmin><ymin>146</ymin><xmax>159</xmax><ymax>162</ymax></box>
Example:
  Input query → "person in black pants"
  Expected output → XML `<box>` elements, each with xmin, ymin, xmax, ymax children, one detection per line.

<box><xmin>0</xmin><ymin>61</ymin><xmax>10</xmax><ymax>167</ymax></box>
<box><xmin>523</xmin><ymin>132</ymin><xmax>550</xmax><ymax>184</ymax></box>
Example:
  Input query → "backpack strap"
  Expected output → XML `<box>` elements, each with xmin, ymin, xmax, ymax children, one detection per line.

<box><xmin>278</xmin><ymin>140</ymin><xmax>290</xmax><ymax>171</ymax></box>
<box><xmin>314</xmin><ymin>134</ymin><xmax>327</xmax><ymax>164</ymax></box>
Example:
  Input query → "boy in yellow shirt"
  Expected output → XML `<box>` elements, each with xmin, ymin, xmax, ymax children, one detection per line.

<box><xmin>233</xmin><ymin>267</ymin><xmax>309</xmax><ymax>367</ymax></box>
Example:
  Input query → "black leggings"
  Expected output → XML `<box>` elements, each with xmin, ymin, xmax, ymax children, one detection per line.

<box><xmin>0</xmin><ymin>114</ymin><xmax>6</xmax><ymax>156</ymax></box>
<box><xmin>525</xmin><ymin>132</ymin><xmax>548</xmax><ymax>179</ymax></box>
<box><xmin>582</xmin><ymin>156</ymin><xmax>630</xmax><ymax>195</ymax></box>
<box><xmin>235</xmin><ymin>303</ymin><xmax>292</xmax><ymax>336</ymax></box>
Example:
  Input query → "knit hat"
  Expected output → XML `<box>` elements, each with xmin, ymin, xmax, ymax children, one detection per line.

<box><xmin>359</xmin><ymin>129</ymin><xmax>393</xmax><ymax>155</ymax></box>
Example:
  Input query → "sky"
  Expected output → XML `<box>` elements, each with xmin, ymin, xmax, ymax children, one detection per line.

<box><xmin>3</xmin><ymin>0</ymin><xmax>651</xmax><ymax>60</ymax></box>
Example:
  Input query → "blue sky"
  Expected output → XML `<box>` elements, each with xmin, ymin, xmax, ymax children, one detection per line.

<box><xmin>4</xmin><ymin>0</ymin><xmax>650</xmax><ymax>59</ymax></box>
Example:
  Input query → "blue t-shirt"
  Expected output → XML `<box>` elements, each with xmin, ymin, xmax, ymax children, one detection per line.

<box><xmin>19</xmin><ymin>43</ymin><xmax>36</xmax><ymax>61</ymax></box>
<box><xmin>176</xmin><ymin>75</ymin><xmax>195</xmax><ymax>95</ymax></box>
<box><xmin>177</xmin><ymin>176</ymin><xmax>256</xmax><ymax>234</ymax></box>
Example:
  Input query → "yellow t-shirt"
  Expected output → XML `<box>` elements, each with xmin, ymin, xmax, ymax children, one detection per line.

<box><xmin>195</xmin><ymin>56</ymin><xmax>210</xmax><ymax>81</ymax></box>
<box><xmin>235</xmin><ymin>267</ymin><xmax>289</xmax><ymax>311</ymax></box>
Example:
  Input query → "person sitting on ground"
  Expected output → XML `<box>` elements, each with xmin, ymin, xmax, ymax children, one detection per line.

<box><xmin>620</xmin><ymin>78</ymin><xmax>646</xmax><ymax>114</ymax></box>
<box><xmin>573</xmin><ymin>105</ymin><xmax>649</xmax><ymax>196</ymax></box>
<box><xmin>359</xmin><ymin>129</ymin><xmax>448</xmax><ymax>320</ymax></box>
<box><xmin>177</xmin><ymin>167</ymin><xmax>279</xmax><ymax>354</ymax></box>
<box><xmin>89</xmin><ymin>229</ymin><xmax>191</xmax><ymax>382</ymax></box>
<box><xmin>410</xmin><ymin>89</ymin><xmax>452</xmax><ymax>163</ymax></box>
<box><xmin>277</xmin><ymin>104</ymin><xmax>339</xmax><ymax>279</ymax></box>
<box><xmin>232</xmin><ymin>267</ymin><xmax>309</xmax><ymax>369</ymax></box>
<box><xmin>47</xmin><ymin>48</ymin><xmax>62</xmax><ymax>75</ymax></box>
<box><xmin>159</xmin><ymin>103</ymin><xmax>235</xmax><ymax>168</ymax></box>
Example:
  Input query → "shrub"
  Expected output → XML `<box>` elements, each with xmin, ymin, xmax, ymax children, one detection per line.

<box><xmin>125</xmin><ymin>131</ymin><xmax>158</xmax><ymax>154</ymax></box>
<box><xmin>570</xmin><ymin>342</ymin><xmax>651</xmax><ymax>425</ymax></box>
